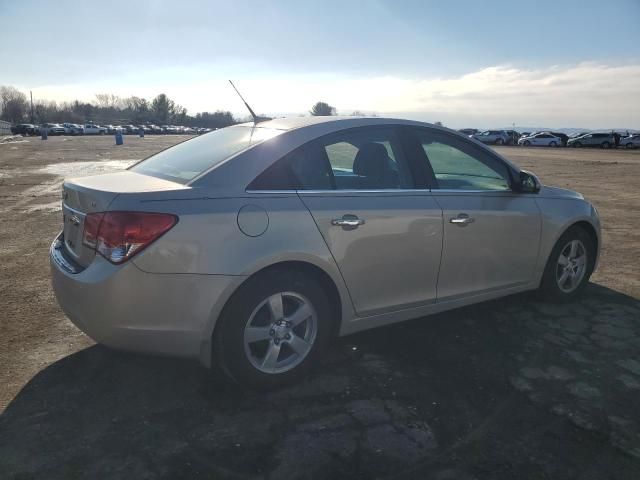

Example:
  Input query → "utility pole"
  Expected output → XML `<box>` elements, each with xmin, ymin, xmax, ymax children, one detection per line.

<box><xmin>30</xmin><ymin>90</ymin><xmax>34</xmax><ymax>123</ymax></box>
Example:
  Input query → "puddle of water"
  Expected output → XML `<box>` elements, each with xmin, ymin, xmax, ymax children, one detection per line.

<box><xmin>39</xmin><ymin>160</ymin><xmax>136</xmax><ymax>177</ymax></box>
<box><xmin>25</xmin><ymin>201</ymin><xmax>62</xmax><ymax>213</ymax></box>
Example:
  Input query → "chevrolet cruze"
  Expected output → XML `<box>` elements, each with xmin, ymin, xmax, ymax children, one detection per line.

<box><xmin>51</xmin><ymin>117</ymin><xmax>600</xmax><ymax>388</ymax></box>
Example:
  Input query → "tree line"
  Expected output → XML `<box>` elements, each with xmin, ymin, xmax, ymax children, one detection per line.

<box><xmin>1</xmin><ymin>85</ymin><xmax>367</xmax><ymax>129</ymax></box>
<box><xmin>0</xmin><ymin>86</ymin><xmax>236</xmax><ymax>129</ymax></box>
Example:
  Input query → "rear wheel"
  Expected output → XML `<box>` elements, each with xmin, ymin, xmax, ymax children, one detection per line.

<box><xmin>573</xmin><ymin>141</ymin><xmax>582</xmax><ymax>148</ymax></box>
<box><xmin>524</xmin><ymin>140</ymin><xmax>531</xmax><ymax>146</ymax></box>
<box><xmin>539</xmin><ymin>227</ymin><xmax>594</xmax><ymax>302</ymax></box>
<box><xmin>626</xmin><ymin>142</ymin><xmax>634</xmax><ymax>149</ymax></box>
<box><xmin>495</xmin><ymin>138</ymin><xmax>504</xmax><ymax>145</ymax></box>
<box><xmin>215</xmin><ymin>268</ymin><xmax>333</xmax><ymax>389</ymax></box>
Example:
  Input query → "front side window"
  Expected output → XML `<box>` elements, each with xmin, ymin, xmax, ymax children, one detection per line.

<box><xmin>415</xmin><ymin>130</ymin><xmax>511</xmax><ymax>191</ymax></box>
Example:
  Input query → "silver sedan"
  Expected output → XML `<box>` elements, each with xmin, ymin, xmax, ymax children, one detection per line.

<box><xmin>51</xmin><ymin>117</ymin><xmax>601</xmax><ymax>389</ymax></box>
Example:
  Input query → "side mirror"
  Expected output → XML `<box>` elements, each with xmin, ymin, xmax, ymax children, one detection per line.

<box><xmin>517</xmin><ymin>170</ymin><xmax>541</xmax><ymax>193</ymax></box>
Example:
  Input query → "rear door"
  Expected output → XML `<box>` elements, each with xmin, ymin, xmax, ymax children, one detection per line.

<box><xmin>292</xmin><ymin>127</ymin><xmax>443</xmax><ymax>316</ymax></box>
<box><xmin>406</xmin><ymin>127</ymin><xmax>541</xmax><ymax>301</ymax></box>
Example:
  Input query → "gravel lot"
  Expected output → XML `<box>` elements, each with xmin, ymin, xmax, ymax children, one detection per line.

<box><xmin>1</xmin><ymin>136</ymin><xmax>639</xmax><ymax>479</ymax></box>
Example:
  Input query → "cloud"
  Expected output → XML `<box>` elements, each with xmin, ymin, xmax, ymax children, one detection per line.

<box><xmin>23</xmin><ymin>62</ymin><xmax>640</xmax><ymax>128</ymax></box>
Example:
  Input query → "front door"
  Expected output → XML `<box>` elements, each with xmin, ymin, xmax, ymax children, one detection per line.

<box><xmin>295</xmin><ymin>127</ymin><xmax>443</xmax><ymax>315</ymax></box>
<box><xmin>409</xmin><ymin>127</ymin><xmax>541</xmax><ymax>301</ymax></box>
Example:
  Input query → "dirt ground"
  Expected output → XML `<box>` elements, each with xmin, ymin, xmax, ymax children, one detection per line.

<box><xmin>0</xmin><ymin>136</ymin><xmax>639</xmax><ymax>479</ymax></box>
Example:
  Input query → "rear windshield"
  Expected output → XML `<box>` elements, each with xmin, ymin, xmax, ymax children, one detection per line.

<box><xmin>130</xmin><ymin>125</ymin><xmax>283</xmax><ymax>184</ymax></box>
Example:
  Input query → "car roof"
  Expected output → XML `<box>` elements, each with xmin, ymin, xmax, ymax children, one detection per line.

<box><xmin>236</xmin><ymin>115</ymin><xmax>435</xmax><ymax>132</ymax></box>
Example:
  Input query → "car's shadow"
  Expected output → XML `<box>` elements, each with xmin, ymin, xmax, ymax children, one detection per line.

<box><xmin>1</xmin><ymin>284</ymin><xmax>639</xmax><ymax>480</ymax></box>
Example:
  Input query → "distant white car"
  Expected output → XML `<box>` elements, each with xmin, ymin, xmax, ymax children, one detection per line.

<box><xmin>620</xmin><ymin>134</ymin><xmax>640</xmax><ymax>149</ymax></box>
<box><xmin>518</xmin><ymin>132</ymin><xmax>563</xmax><ymax>147</ymax></box>
<box><xmin>62</xmin><ymin>123</ymin><xmax>84</xmax><ymax>135</ymax></box>
<box><xmin>83</xmin><ymin>124</ymin><xmax>107</xmax><ymax>135</ymax></box>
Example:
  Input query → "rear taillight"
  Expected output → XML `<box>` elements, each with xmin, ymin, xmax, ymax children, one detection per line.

<box><xmin>83</xmin><ymin>211</ymin><xmax>177</xmax><ymax>264</ymax></box>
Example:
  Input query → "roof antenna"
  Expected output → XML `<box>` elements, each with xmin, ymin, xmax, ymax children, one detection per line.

<box><xmin>229</xmin><ymin>80</ymin><xmax>259</xmax><ymax>123</ymax></box>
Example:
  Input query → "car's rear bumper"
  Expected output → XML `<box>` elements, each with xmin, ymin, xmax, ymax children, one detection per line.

<box><xmin>50</xmin><ymin>233</ymin><xmax>241</xmax><ymax>364</ymax></box>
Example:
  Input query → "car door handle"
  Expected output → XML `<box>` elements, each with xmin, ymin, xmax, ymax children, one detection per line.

<box><xmin>450</xmin><ymin>213</ymin><xmax>475</xmax><ymax>226</ymax></box>
<box><xmin>332</xmin><ymin>215</ymin><xmax>365</xmax><ymax>228</ymax></box>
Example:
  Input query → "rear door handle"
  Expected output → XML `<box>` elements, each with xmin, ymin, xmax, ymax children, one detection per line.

<box><xmin>332</xmin><ymin>215</ymin><xmax>365</xmax><ymax>228</ymax></box>
<box><xmin>450</xmin><ymin>213</ymin><xmax>474</xmax><ymax>226</ymax></box>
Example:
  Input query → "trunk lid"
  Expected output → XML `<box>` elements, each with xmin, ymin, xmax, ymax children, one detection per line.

<box><xmin>61</xmin><ymin>171</ymin><xmax>188</xmax><ymax>267</ymax></box>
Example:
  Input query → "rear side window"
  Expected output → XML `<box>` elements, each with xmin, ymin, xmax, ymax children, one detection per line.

<box><xmin>131</xmin><ymin>126</ymin><xmax>283</xmax><ymax>184</ymax></box>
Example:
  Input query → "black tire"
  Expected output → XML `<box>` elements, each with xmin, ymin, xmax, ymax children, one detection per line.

<box><xmin>495</xmin><ymin>138</ymin><xmax>504</xmax><ymax>145</ymax></box>
<box><xmin>549</xmin><ymin>141</ymin><xmax>557</xmax><ymax>147</ymax></box>
<box><xmin>524</xmin><ymin>140</ymin><xmax>531</xmax><ymax>146</ymax></box>
<box><xmin>625</xmin><ymin>142</ymin><xmax>634</xmax><ymax>149</ymax></box>
<box><xmin>601</xmin><ymin>141</ymin><xmax>610</xmax><ymax>149</ymax></box>
<box><xmin>538</xmin><ymin>226</ymin><xmax>595</xmax><ymax>302</ymax></box>
<box><xmin>573</xmin><ymin>141</ymin><xmax>582</xmax><ymax>148</ymax></box>
<box><xmin>215</xmin><ymin>268</ymin><xmax>333</xmax><ymax>390</ymax></box>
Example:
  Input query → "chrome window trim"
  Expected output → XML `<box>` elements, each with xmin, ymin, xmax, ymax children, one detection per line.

<box><xmin>246</xmin><ymin>188</ymin><xmax>516</xmax><ymax>195</ymax></box>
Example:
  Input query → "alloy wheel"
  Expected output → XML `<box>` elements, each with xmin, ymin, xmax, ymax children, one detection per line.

<box><xmin>243</xmin><ymin>292</ymin><xmax>318</xmax><ymax>374</ymax></box>
<box><xmin>555</xmin><ymin>239</ymin><xmax>587</xmax><ymax>293</ymax></box>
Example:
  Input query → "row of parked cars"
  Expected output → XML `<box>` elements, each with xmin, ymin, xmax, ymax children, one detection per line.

<box><xmin>10</xmin><ymin>123</ymin><xmax>212</xmax><ymax>136</ymax></box>
<box><xmin>458</xmin><ymin>128</ymin><xmax>640</xmax><ymax>149</ymax></box>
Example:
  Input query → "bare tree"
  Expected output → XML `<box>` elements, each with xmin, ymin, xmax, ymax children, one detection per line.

<box><xmin>0</xmin><ymin>86</ymin><xmax>28</xmax><ymax>123</ymax></box>
<box><xmin>310</xmin><ymin>101</ymin><xmax>336</xmax><ymax>116</ymax></box>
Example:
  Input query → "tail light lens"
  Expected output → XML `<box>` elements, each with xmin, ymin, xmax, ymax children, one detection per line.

<box><xmin>83</xmin><ymin>211</ymin><xmax>177</xmax><ymax>264</ymax></box>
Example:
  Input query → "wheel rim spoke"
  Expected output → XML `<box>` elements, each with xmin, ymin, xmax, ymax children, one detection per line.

<box><xmin>569</xmin><ymin>240</ymin><xmax>578</xmax><ymax>259</ymax></box>
<box><xmin>261</xmin><ymin>342</ymin><xmax>281</xmax><ymax>371</ymax></box>
<box><xmin>558</xmin><ymin>270</ymin><xmax>570</xmax><ymax>286</ymax></box>
<box><xmin>267</xmin><ymin>293</ymin><xmax>284</xmax><ymax>321</ymax></box>
<box><xmin>557</xmin><ymin>254</ymin><xmax>569</xmax><ymax>266</ymax></box>
<box><xmin>287</xmin><ymin>334</ymin><xmax>311</xmax><ymax>356</ymax></box>
<box><xmin>245</xmin><ymin>326</ymin><xmax>272</xmax><ymax>344</ymax></box>
<box><xmin>288</xmin><ymin>303</ymin><xmax>313</xmax><ymax>328</ymax></box>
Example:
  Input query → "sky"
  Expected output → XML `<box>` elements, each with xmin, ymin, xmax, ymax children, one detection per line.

<box><xmin>1</xmin><ymin>0</ymin><xmax>639</xmax><ymax>128</ymax></box>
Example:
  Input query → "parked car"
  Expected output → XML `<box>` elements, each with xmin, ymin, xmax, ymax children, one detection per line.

<box><xmin>40</xmin><ymin>123</ymin><xmax>66</xmax><ymax>135</ymax></box>
<box><xmin>518</xmin><ymin>132</ymin><xmax>564</xmax><ymax>147</ymax></box>
<box><xmin>10</xmin><ymin>123</ymin><xmax>38</xmax><ymax>135</ymax></box>
<box><xmin>83</xmin><ymin>124</ymin><xmax>107</xmax><ymax>135</ymax></box>
<box><xmin>471</xmin><ymin>130</ymin><xmax>510</xmax><ymax>145</ymax></box>
<box><xmin>51</xmin><ymin>117</ymin><xmax>600</xmax><ymax>389</ymax></box>
<box><xmin>458</xmin><ymin>128</ymin><xmax>478</xmax><ymax>136</ymax></box>
<box><xmin>62</xmin><ymin>123</ymin><xmax>84</xmax><ymax>135</ymax></box>
<box><xmin>569</xmin><ymin>132</ymin><xmax>590</xmax><ymax>139</ymax></box>
<box><xmin>102</xmin><ymin>125</ymin><xmax>118</xmax><ymax>134</ymax></box>
<box><xmin>122</xmin><ymin>125</ymin><xmax>138</xmax><ymax>134</ymax></box>
<box><xmin>620</xmin><ymin>134</ymin><xmax>640</xmax><ymax>149</ymax></box>
<box><xmin>567</xmin><ymin>132</ymin><xmax>614</xmax><ymax>148</ymax></box>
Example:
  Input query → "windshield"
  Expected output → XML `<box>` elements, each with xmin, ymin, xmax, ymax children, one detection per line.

<box><xmin>130</xmin><ymin>125</ymin><xmax>283</xmax><ymax>184</ymax></box>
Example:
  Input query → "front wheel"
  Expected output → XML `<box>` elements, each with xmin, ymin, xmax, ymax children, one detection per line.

<box><xmin>524</xmin><ymin>140</ymin><xmax>531</xmax><ymax>146</ymax></box>
<box><xmin>538</xmin><ymin>227</ymin><xmax>594</xmax><ymax>302</ymax></box>
<box><xmin>215</xmin><ymin>269</ymin><xmax>333</xmax><ymax>389</ymax></box>
<box><xmin>549</xmin><ymin>141</ymin><xmax>557</xmax><ymax>147</ymax></box>
<box><xmin>495</xmin><ymin>138</ymin><xmax>504</xmax><ymax>145</ymax></box>
<box><xmin>601</xmin><ymin>141</ymin><xmax>610</xmax><ymax>149</ymax></box>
